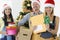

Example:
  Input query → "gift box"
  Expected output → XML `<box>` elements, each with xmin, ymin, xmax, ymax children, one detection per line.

<box><xmin>6</xmin><ymin>22</ymin><xmax>17</xmax><ymax>35</ymax></box>
<box><xmin>6</xmin><ymin>26</ymin><xmax>17</xmax><ymax>35</ymax></box>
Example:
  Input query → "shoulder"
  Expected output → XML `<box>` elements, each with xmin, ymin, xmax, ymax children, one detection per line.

<box><xmin>54</xmin><ymin>16</ymin><xmax>59</xmax><ymax>24</ymax></box>
<box><xmin>0</xmin><ymin>17</ymin><xmax>4</xmax><ymax>25</ymax></box>
<box><xmin>0</xmin><ymin>17</ymin><xmax>4</xmax><ymax>31</ymax></box>
<box><xmin>55</xmin><ymin>16</ymin><xmax>59</xmax><ymax>21</ymax></box>
<box><xmin>23</xmin><ymin>13</ymin><xmax>30</xmax><ymax>17</ymax></box>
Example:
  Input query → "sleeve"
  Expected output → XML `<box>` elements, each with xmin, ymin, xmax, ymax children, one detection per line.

<box><xmin>0</xmin><ymin>18</ymin><xmax>4</xmax><ymax>31</ymax></box>
<box><xmin>18</xmin><ymin>13</ymin><xmax>30</xmax><ymax>27</ymax></box>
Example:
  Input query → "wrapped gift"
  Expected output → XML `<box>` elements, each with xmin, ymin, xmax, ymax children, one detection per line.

<box><xmin>6</xmin><ymin>22</ymin><xmax>17</xmax><ymax>35</ymax></box>
<box><xmin>29</xmin><ymin>14</ymin><xmax>46</xmax><ymax>34</ymax></box>
<box><xmin>44</xmin><ymin>15</ymin><xmax>50</xmax><ymax>24</ymax></box>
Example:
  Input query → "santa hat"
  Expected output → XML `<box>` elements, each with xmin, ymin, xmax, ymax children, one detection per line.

<box><xmin>44</xmin><ymin>0</ymin><xmax>55</xmax><ymax>8</ymax></box>
<box><xmin>31</xmin><ymin>0</ymin><xmax>40</xmax><ymax>7</ymax></box>
<box><xmin>3</xmin><ymin>4</ymin><xmax>11</xmax><ymax>9</ymax></box>
<box><xmin>2</xmin><ymin>4</ymin><xmax>12</xmax><ymax>13</ymax></box>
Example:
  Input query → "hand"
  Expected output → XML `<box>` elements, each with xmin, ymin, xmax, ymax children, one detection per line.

<box><xmin>46</xmin><ymin>24</ymin><xmax>50</xmax><ymax>30</ymax></box>
<box><xmin>3</xmin><ymin>32</ymin><xmax>7</xmax><ymax>35</ymax></box>
<box><xmin>0</xmin><ymin>31</ymin><xmax>6</xmax><ymax>34</ymax></box>
<box><xmin>33</xmin><ymin>25</ymin><xmax>37</xmax><ymax>31</ymax></box>
<box><xmin>16</xmin><ymin>34</ymin><xmax>19</xmax><ymax>40</ymax></box>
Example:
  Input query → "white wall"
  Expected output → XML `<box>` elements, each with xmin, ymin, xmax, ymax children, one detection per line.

<box><xmin>0</xmin><ymin>0</ymin><xmax>60</xmax><ymax>36</ymax></box>
<box><xmin>12</xmin><ymin>0</ymin><xmax>24</xmax><ymax>19</ymax></box>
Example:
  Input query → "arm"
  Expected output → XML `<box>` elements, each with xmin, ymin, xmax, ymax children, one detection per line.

<box><xmin>0</xmin><ymin>18</ymin><xmax>6</xmax><ymax>34</ymax></box>
<box><xmin>48</xmin><ymin>16</ymin><xmax>59</xmax><ymax>34</ymax></box>
<box><xmin>18</xmin><ymin>13</ymin><xmax>30</xmax><ymax>27</ymax></box>
<box><xmin>0</xmin><ymin>18</ymin><xmax>4</xmax><ymax>31</ymax></box>
<box><xmin>0</xmin><ymin>31</ymin><xmax>6</xmax><ymax>34</ymax></box>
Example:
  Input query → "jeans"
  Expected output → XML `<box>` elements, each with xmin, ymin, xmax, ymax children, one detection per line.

<box><xmin>2</xmin><ymin>26</ymin><xmax>15</xmax><ymax>40</ymax></box>
<box><xmin>7</xmin><ymin>35</ymin><xmax>12</xmax><ymax>40</ymax></box>
<box><xmin>7</xmin><ymin>35</ymin><xmax>15</xmax><ymax>40</ymax></box>
<box><xmin>0</xmin><ymin>36</ymin><xmax>7</xmax><ymax>40</ymax></box>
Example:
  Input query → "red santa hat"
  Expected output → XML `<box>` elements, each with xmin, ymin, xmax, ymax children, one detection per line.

<box><xmin>3</xmin><ymin>4</ymin><xmax>11</xmax><ymax>9</ymax></box>
<box><xmin>31</xmin><ymin>0</ymin><xmax>40</xmax><ymax>7</ymax></box>
<box><xmin>44</xmin><ymin>0</ymin><xmax>55</xmax><ymax>8</ymax></box>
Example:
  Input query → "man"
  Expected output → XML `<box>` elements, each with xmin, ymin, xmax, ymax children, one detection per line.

<box><xmin>18</xmin><ymin>0</ymin><xmax>43</xmax><ymax>27</ymax></box>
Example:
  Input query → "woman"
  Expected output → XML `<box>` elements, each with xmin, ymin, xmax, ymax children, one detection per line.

<box><xmin>1</xmin><ymin>4</ymin><xmax>15</xmax><ymax>40</ymax></box>
<box><xmin>40</xmin><ymin>0</ymin><xmax>59</xmax><ymax>40</ymax></box>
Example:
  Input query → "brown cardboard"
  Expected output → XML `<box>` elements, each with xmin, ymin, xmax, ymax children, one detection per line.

<box><xmin>29</xmin><ymin>14</ymin><xmax>46</xmax><ymax>34</ymax></box>
<box><xmin>16</xmin><ymin>26</ymin><xmax>32</xmax><ymax>40</ymax></box>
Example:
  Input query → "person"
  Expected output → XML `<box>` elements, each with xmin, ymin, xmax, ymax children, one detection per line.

<box><xmin>18</xmin><ymin>0</ymin><xmax>42</xmax><ymax>27</ymax></box>
<box><xmin>16</xmin><ymin>0</ymin><xmax>32</xmax><ymax>28</ymax></box>
<box><xmin>1</xmin><ymin>4</ymin><xmax>15</xmax><ymax>40</ymax></box>
<box><xmin>40</xmin><ymin>0</ymin><xmax>59</xmax><ymax>40</ymax></box>
<box><xmin>17</xmin><ymin>0</ymin><xmax>43</xmax><ymax>40</ymax></box>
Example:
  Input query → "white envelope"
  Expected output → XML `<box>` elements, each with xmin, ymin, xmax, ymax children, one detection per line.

<box><xmin>33</xmin><ymin>25</ymin><xmax>43</xmax><ymax>33</ymax></box>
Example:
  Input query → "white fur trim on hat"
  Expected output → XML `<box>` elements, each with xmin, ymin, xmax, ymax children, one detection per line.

<box><xmin>2</xmin><ymin>4</ymin><xmax>12</xmax><ymax>14</ymax></box>
<box><xmin>44</xmin><ymin>3</ymin><xmax>55</xmax><ymax>8</ymax></box>
<box><xmin>3</xmin><ymin>4</ymin><xmax>11</xmax><ymax>9</ymax></box>
<box><xmin>31</xmin><ymin>0</ymin><xmax>40</xmax><ymax>8</ymax></box>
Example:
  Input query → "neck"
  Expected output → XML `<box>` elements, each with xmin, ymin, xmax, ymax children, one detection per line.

<box><xmin>7</xmin><ymin>15</ymin><xmax>10</xmax><ymax>19</ymax></box>
<box><xmin>48</xmin><ymin>14</ymin><xmax>53</xmax><ymax>21</ymax></box>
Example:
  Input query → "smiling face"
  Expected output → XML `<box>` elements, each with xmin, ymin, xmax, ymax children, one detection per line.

<box><xmin>45</xmin><ymin>7</ymin><xmax>53</xmax><ymax>16</ymax></box>
<box><xmin>32</xmin><ymin>2</ymin><xmax>40</xmax><ymax>12</ymax></box>
<box><xmin>4</xmin><ymin>7</ymin><xmax>11</xmax><ymax>16</ymax></box>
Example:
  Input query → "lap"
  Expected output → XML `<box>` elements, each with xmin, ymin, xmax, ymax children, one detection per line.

<box><xmin>0</xmin><ymin>36</ymin><xmax>7</xmax><ymax>40</ymax></box>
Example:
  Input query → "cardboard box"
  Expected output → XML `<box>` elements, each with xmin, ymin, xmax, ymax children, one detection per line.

<box><xmin>16</xmin><ymin>26</ymin><xmax>32</xmax><ymax>40</ymax></box>
<box><xmin>31</xmin><ymin>33</ymin><xmax>40</xmax><ymax>40</ymax></box>
<box><xmin>29</xmin><ymin>14</ymin><xmax>46</xmax><ymax>34</ymax></box>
